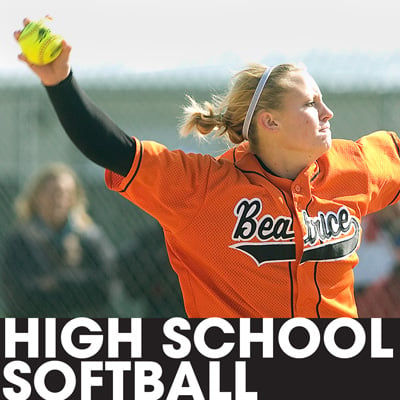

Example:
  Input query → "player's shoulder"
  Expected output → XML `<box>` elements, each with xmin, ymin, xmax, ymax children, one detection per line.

<box><xmin>216</xmin><ymin>142</ymin><xmax>250</xmax><ymax>163</ymax></box>
<box><xmin>319</xmin><ymin>131</ymin><xmax>398</xmax><ymax>171</ymax></box>
<box><xmin>330</xmin><ymin>130</ymin><xmax>399</xmax><ymax>154</ymax></box>
<box><xmin>356</xmin><ymin>130</ymin><xmax>400</xmax><ymax>150</ymax></box>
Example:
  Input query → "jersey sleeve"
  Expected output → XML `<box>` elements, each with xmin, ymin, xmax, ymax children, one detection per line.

<box><xmin>358</xmin><ymin>131</ymin><xmax>400</xmax><ymax>213</ymax></box>
<box><xmin>105</xmin><ymin>137</ymin><xmax>217</xmax><ymax>232</ymax></box>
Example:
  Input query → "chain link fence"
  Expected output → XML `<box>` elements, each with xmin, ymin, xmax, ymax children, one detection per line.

<box><xmin>1</xmin><ymin>65</ymin><xmax>400</xmax><ymax>317</ymax></box>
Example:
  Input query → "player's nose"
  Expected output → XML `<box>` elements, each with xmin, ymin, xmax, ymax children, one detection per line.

<box><xmin>320</xmin><ymin>101</ymin><xmax>334</xmax><ymax>121</ymax></box>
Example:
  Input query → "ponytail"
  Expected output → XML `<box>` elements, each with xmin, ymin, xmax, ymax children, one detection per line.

<box><xmin>179</xmin><ymin>95</ymin><xmax>243</xmax><ymax>144</ymax></box>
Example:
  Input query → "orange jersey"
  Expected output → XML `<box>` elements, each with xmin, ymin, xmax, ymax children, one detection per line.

<box><xmin>105</xmin><ymin>131</ymin><xmax>400</xmax><ymax>318</ymax></box>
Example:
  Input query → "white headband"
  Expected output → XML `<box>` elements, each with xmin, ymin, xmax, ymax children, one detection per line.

<box><xmin>242</xmin><ymin>66</ymin><xmax>275</xmax><ymax>141</ymax></box>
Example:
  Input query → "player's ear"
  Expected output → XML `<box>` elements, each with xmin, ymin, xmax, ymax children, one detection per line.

<box><xmin>257</xmin><ymin>110</ymin><xmax>279</xmax><ymax>131</ymax></box>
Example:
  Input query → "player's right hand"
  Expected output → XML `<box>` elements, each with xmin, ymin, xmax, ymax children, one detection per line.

<box><xmin>14</xmin><ymin>18</ymin><xmax>72</xmax><ymax>87</ymax></box>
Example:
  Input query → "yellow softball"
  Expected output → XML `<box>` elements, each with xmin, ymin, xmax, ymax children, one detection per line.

<box><xmin>18</xmin><ymin>18</ymin><xmax>63</xmax><ymax>65</ymax></box>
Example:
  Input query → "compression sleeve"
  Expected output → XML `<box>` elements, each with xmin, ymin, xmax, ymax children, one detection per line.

<box><xmin>45</xmin><ymin>71</ymin><xmax>135</xmax><ymax>177</ymax></box>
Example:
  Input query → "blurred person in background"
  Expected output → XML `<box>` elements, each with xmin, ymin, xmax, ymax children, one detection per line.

<box><xmin>356</xmin><ymin>204</ymin><xmax>400</xmax><ymax>317</ymax></box>
<box><xmin>1</xmin><ymin>162</ymin><xmax>119</xmax><ymax>317</ymax></box>
<box><xmin>353</xmin><ymin>212</ymin><xmax>397</xmax><ymax>293</ymax></box>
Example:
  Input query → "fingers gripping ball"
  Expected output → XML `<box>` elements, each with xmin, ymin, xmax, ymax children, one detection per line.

<box><xmin>18</xmin><ymin>19</ymin><xmax>63</xmax><ymax>65</ymax></box>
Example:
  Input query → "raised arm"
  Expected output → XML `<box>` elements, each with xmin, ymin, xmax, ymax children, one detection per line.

<box><xmin>14</xmin><ymin>18</ymin><xmax>135</xmax><ymax>177</ymax></box>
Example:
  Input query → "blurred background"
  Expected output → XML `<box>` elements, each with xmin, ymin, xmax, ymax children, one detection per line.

<box><xmin>2</xmin><ymin>0</ymin><xmax>400</xmax><ymax>317</ymax></box>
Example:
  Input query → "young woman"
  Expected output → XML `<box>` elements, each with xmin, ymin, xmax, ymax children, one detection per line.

<box><xmin>14</xmin><ymin>19</ymin><xmax>400</xmax><ymax>318</ymax></box>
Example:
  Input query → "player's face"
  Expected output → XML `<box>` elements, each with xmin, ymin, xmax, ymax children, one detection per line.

<box><xmin>274</xmin><ymin>70</ymin><xmax>333</xmax><ymax>160</ymax></box>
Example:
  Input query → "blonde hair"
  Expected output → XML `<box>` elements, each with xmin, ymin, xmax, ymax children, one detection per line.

<box><xmin>179</xmin><ymin>63</ymin><xmax>305</xmax><ymax>145</ymax></box>
<box><xmin>14</xmin><ymin>162</ymin><xmax>92</xmax><ymax>228</ymax></box>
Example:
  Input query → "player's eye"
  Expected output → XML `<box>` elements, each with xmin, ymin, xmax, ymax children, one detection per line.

<box><xmin>306</xmin><ymin>101</ymin><xmax>316</xmax><ymax>107</ymax></box>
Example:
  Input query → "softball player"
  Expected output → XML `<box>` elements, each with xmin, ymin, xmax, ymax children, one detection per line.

<box><xmin>15</xmin><ymin>21</ymin><xmax>400</xmax><ymax>318</ymax></box>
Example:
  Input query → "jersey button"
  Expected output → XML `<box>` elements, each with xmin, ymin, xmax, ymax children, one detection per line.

<box><xmin>294</xmin><ymin>184</ymin><xmax>301</xmax><ymax>193</ymax></box>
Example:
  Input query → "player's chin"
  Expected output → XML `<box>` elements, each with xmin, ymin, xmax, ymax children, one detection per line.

<box><xmin>313</xmin><ymin>130</ymin><xmax>332</xmax><ymax>157</ymax></box>
<box><xmin>319</xmin><ymin>128</ymin><xmax>332</xmax><ymax>148</ymax></box>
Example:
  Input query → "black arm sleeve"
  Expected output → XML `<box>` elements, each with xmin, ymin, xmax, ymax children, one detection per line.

<box><xmin>45</xmin><ymin>71</ymin><xmax>135</xmax><ymax>177</ymax></box>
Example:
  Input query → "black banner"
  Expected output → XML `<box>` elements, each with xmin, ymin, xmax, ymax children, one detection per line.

<box><xmin>0</xmin><ymin>318</ymin><xmax>398</xmax><ymax>399</ymax></box>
